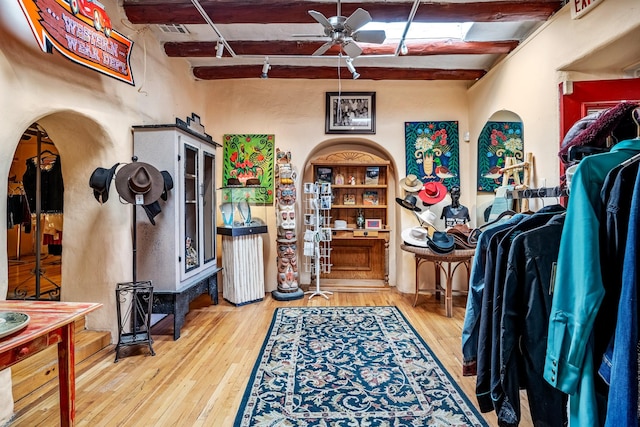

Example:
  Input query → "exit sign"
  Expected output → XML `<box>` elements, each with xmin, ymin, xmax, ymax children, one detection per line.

<box><xmin>571</xmin><ymin>0</ymin><xmax>604</xmax><ymax>19</ymax></box>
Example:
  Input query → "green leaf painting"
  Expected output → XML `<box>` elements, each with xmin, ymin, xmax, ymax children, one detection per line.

<box><xmin>477</xmin><ymin>122</ymin><xmax>524</xmax><ymax>192</ymax></box>
<box><xmin>222</xmin><ymin>134</ymin><xmax>274</xmax><ymax>204</ymax></box>
<box><xmin>405</xmin><ymin>121</ymin><xmax>460</xmax><ymax>189</ymax></box>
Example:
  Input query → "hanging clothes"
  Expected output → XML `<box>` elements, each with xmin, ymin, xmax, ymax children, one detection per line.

<box><xmin>476</xmin><ymin>205</ymin><xmax>565</xmax><ymax>416</ymax></box>
<box><xmin>22</xmin><ymin>154</ymin><xmax>64</xmax><ymax>213</ymax></box>
<box><xmin>499</xmin><ymin>213</ymin><xmax>568</xmax><ymax>427</ymax></box>
<box><xmin>602</xmin><ymin>163</ymin><xmax>640</xmax><ymax>426</ymax></box>
<box><xmin>544</xmin><ymin>139</ymin><xmax>640</xmax><ymax>427</ymax></box>
<box><xmin>461</xmin><ymin>214</ymin><xmax>527</xmax><ymax>376</ymax></box>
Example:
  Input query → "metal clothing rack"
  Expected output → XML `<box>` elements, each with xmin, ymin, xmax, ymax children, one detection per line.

<box><xmin>505</xmin><ymin>186</ymin><xmax>569</xmax><ymax>200</ymax></box>
<box><xmin>13</xmin><ymin>126</ymin><xmax>61</xmax><ymax>300</ymax></box>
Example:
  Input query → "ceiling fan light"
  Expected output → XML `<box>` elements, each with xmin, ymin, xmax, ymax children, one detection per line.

<box><xmin>346</xmin><ymin>58</ymin><xmax>359</xmax><ymax>80</ymax></box>
<box><xmin>400</xmin><ymin>41</ymin><xmax>408</xmax><ymax>55</ymax></box>
<box><xmin>216</xmin><ymin>41</ymin><xmax>224</xmax><ymax>58</ymax></box>
<box><xmin>261</xmin><ymin>57</ymin><xmax>270</xmax><ymax>78</ymax></box>
<box><xmin>346</xmin><ymin>57</ymin><xmax>356</xmax><ymax>73</ymax></box>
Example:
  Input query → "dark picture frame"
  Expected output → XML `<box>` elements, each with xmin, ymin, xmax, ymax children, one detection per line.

<box><xmin>325</xmin><ymin>92</ymin><xmax>376</xmax><ymax>134</ymax></box>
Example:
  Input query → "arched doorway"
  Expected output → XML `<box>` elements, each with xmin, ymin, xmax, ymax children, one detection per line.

<box><xmin>7</xmin><ymin>123</ymin><xmax>63</xmax><ymax>300</ymax></box>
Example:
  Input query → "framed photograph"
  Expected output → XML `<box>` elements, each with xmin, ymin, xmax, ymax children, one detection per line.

<box><xmin>343</xmin><ymin>193</ymin><xmax>356</xmax><ymax>205</ymax></box>
<box><xmin>317</xmin><ymin>167</ymin><xmax>333</xmax><ymax>183</ymax></box>
<box><xmin>325</xmin><ymin>92</ymin><xmax>376</xmax><ymax>134</ymax></box>
<box><xmin>365</xmin><ymin>166</ymin><xmax>380</xmax><ymax>185</ymax></box>
<box><xmin>363</xmin><ymin>190</ymin><xmax>379</xmax><ymax>205</ymax></box>
<box><xmin>365</xmin><ymin>219</ymin><xmax>382</xmax><ymax>229</ymax></box>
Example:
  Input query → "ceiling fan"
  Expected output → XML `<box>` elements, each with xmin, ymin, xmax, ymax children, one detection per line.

<box><xmin>304</xmin><ymin>0</ymin><xmax>386</xmax><ymax>58</ymax></box>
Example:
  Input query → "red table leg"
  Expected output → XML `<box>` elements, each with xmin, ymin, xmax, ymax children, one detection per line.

<box><xmin>57</xmin><ymin>323</ymin><xmax>75</xmax><ymax>426</ymax></box>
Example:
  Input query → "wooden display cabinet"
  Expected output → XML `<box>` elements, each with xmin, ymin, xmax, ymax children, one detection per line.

<box><xmin>310</xmin><ymin>151</ymin><xmax>390</xmax><ymax>285</ymax></box>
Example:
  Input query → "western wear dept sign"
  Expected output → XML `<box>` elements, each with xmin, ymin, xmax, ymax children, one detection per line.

<box><xmin>17</xmin><ymin>0</ymin><xmax>134</xmax><ymax>85</ymax></box>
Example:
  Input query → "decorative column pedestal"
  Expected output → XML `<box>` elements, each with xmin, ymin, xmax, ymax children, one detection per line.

<box><xmin>221</xmin><ymin>233</ymin><xmax>266</xmax><ymax>306</ymax></box>
<box><xmin>272</xmin><ymin>148</ymin><xmax>304</xmax><ymax>301</ymax></box>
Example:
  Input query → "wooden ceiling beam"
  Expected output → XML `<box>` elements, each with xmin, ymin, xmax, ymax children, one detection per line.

<box><xmin>192</xmin><ymin>65</ymin><xmax>486</xmax><ymax>80</ymax></box>
<box><xmin>123</xmin><ymin>1</ymin><xmax>562</xmax><ymax>25</ymax></box>
<box><xmin>164</xmin><ymin>40</ymin><xmax>519</xmax><ymax>57</ymax></box>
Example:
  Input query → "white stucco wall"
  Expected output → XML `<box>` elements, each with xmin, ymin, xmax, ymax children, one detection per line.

<box><xmin>1</xmin><ymin>0</ymin><xmax>639</xmax><ymax>424</ymax></box>
<box><xmin>0</xmin><ymin>1</ymin><xmax>206</xmax><ymax>423</ymax></box>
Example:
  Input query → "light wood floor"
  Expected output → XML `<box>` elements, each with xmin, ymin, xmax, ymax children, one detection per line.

<box><xmin>10</xmin><ymin>289</ymin><xmax>533</xmax><ymax>427</ymax></box>
<box><xmin>7</xmin><ymin>254</ymin><xmax>62</xmax><ymax>300</ymax></box>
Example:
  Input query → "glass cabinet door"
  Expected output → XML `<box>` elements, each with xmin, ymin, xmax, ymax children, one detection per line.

<box><xmin>184</xmin><ymin>144</ymin><xmax>199</xmax><ymax>272</ymax></box>
<box><xmin>203</xmin><ymin>151</ymin><xmax>216</xmax><ymax>264</ymax></box>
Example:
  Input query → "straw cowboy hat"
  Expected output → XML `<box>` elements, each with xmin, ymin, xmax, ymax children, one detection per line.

<box><xmin>400</xmin><ymin>174</ymin><xmax>423</xmax><ymax>192</ymax></box>
<box><xmin>418</xmin><ymin>181</ymin><xmax>447</xmax><ymax>205</ymax></box>
<box><xmin>115</xmin><ymin>162</ymin><xmax>164</xmax><ymax>205</ymax></box>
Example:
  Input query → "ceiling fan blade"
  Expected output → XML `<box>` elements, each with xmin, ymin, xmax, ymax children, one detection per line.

<box><xmin>352</xmin><ymin>30</ymin><xmax>386</xmax><ymax>45</ymax></box>
<box><xmin>313</xmin><ymin>41</ymin><xmax>334</xmax><ymax>56</ymax></box>
<box><xmin>341</xmin><ymin>40</ymin><xmax>362</xmax><ymax>58</ymax></box>
<box><xmin>309</xmin><ymin>10</ymin><xmax>333</xmax><ymax>31</ymax></box>
<box><xmin>344</xmin><ymin>8</ymin><xmax>372</xmax><ymax>34</ymax></box>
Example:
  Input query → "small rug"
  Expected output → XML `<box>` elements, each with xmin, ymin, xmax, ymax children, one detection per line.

<box><xmin>234</xmin><ymin>306</ymin><xmax>488</xmax><ymax>426</ymax></box>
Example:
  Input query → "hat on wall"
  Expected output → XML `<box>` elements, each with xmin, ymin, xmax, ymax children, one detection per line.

<box><xmin>395</xmin><ymin>194</ymin><xmax>421</xmax><ymax>211</ymax></box>
<box><xmin>400</xmin><ymin>174</ymin><xmax>423</xmax><ymax>192</ymax></box>
<box><xmin>115</xmin><ymin>162</ymin><xmax>164</xmax><ymax>205</ymax></box>
<box><xmin>418</xmin><ymin>181</ymin><xmax>447</xmax><ymax>205</ymax></box>
<box><xmin>89</xmin><ymin>163</ymin><xmax>120</xmax><ymax>204</ymax></box>
<box><xmin>401</xmin><ymin>226</ymin><xmax>429</xmax><ymax>248</ymax></box>
<box><xmin>160</xmin><ymin>171</ymin><xmax>174</xmax><ymax>201</ymax></box>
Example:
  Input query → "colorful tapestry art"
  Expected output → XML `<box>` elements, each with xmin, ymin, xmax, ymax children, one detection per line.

<box><xmin>223</xmin><ymin>134</ymin><xmax>275</xmax><ymax>204</ymax></box>
<box><xmin>477</xmin><ymin>121</ymin><xmax>524</xmax><ymax>192</ymax></box>
<box><xmin>405</xmin><ymin>121</ymin><xmax>460</xmax><ymax>189</ymax></box>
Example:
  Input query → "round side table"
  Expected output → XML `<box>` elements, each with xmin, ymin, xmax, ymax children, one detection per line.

<box><xmin>401</xmin><ymin>244</ymin><xmax>475</xmax><ymax>317</ymax></box>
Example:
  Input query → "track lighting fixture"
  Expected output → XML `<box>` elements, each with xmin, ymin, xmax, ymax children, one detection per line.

<box><xmin>400</xmin><ymin>41</ymin><xmax>408</xmax><ymax>55</ymax></box>
<box><xmin>346</xmin><ymin>57</ymin><xmax>360</xmax><ymax>80</ymax></box>
<box><xmin>261</xmin><ymin>57</ymin><xmax>270</xmax><ymax>79</ymax></box>
<box><xmin>216</xmin><ymin>40</ymin><xmax>224</xmax><ymax>58</ymax></box>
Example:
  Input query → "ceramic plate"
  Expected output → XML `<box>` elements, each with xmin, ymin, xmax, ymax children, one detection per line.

<box><xmin>0</xmin><ymin>312</ymin><xmax>30</xmax><ymax>339</ymax></box>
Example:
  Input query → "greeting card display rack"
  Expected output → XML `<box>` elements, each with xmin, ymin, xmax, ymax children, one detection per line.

<box><xmin>303</xmin><ymin>182</ymin><xmax>333</xmax><ymax>300</ymax></box>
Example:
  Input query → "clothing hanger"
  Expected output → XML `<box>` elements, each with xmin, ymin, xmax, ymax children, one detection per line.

<box><xmin>617</xmin><ymin>108</ymin><xmax>640</xmax><ymax>168</ymax></box>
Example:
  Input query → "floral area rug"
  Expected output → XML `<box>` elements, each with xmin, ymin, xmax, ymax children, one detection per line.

<box><xmin>234</xmin><ymin>306</ymin><xmax>487</xmax><ymax>426</ymax></box>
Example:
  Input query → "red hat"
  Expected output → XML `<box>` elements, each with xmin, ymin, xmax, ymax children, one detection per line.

<box><xmin>418</xmin><ymin>181</ymin><xmax>447</xmax><ymax>205</ymax></box>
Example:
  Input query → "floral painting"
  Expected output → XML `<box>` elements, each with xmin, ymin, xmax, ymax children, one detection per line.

<box><xmin>405</xmin><ymin>121</ymin><xmax>460</xmax><ymax>189</ymax></box>
<box><xmin>223</xmin><ymin>134</ymin><xmax>274</xmax><ymax>204</ymax></box>
<box><xmin>477</xmin><ymin>122</ymin><xmax>524</xmax><ymax>192</ymax></box>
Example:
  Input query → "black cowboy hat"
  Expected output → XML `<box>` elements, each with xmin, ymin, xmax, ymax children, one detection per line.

<box><xmin>427</xmin><ymin>231</ymin><xmax>455</xmax><ymax>254</ymax></box>
<box><xmin>395</xmin><ymin>194</ymin><xmax>421</xmax><ymax>212</ymax></box>
<box><xmin>89</xmin><ymin>163</ymin><xmax>119</xmax><ymax>204</ymax></box>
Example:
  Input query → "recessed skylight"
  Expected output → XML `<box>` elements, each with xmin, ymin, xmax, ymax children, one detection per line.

<box><xmin>359</xmin><ymin>22</ymin><xmax>473</xmax><ymax>40</ymax></box>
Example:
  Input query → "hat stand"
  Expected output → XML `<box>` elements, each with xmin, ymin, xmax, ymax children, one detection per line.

<box><xmin>114</xmin><ymin>156</ymin><xmax>155</xmax><ymax>361</ymax></box>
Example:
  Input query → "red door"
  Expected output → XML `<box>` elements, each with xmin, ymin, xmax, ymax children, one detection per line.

<box><xmin>560</xmin><ymin>78</ymin><xmax>640</xmax><ymax>142</ymax></box>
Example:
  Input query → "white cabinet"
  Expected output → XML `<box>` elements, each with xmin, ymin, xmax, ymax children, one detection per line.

<box><xmin>132</xmin><ymin>114</ymin><xmax>220</xmax><ymax>339</ymax></box>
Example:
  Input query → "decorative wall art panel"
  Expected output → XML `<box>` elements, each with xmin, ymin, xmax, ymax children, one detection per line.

<box><xmin>477</xmin><ymin>122</ymin><xmax>524</xmax><ymax>192</ymax></box>
<box><xmin>223</xmin><ymin>134</ymin><xmax>274</xmax><ymax>204</ymax></box>
<box><xmin>405</xmin><ymin>121</ymin><xmax>460</xmax><ymax>189</ymax></box>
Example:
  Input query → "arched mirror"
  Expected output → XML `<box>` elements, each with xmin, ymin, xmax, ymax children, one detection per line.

<box><xmin>475</xmin><ymin>110</ymin><xmax>524</xmax><ymax>226</ymax></box>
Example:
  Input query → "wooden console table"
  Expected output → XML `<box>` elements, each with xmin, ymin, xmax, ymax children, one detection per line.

<box><xmin>401</xmin><ymin>244</ymin><xmax>474</xmax><ymax>317</ymax></box>
<box><xmin>0</xmin><ymin>300</ymin><xmax>102</xmax><ymax>426</ymax></box>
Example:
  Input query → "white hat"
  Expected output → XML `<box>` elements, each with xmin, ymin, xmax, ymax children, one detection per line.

<box><xmin>400</xmin><ymin>174</ymin><xmax>423</xmax><ymax>192</ymax></box>
<box><xmin>418</xmin><ymin>209</ymin><xmax>437</xmax><ymax>228</ymax></box>
<box><xmin>401</xmin><ymin>226</ymin><xmax>429</xmax><ymax>247</ymax></box>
